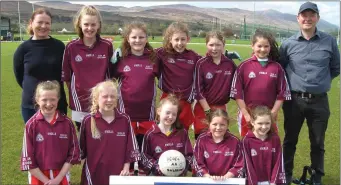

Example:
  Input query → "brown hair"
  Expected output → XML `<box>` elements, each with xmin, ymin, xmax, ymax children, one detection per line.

<box><xmin>156</xmin><ymin>94</ymin><xmax>183</xmax><ymax>131</ymax></box>
<box><xmin>120</xmin><ymin>21</ymin><xmax>157</xmax><ymax>64</ymax></box>
<box><xmin>251</xmin><ymin>29</ymin><xmax>280</xmax><ymax>61</ymax></box>
<box><xmin>205</xmin><ymin>30</ymin><xmax>225</xmax><ymax>45</ymax></box>
<box><xmin>34</xmin><ymin>80</ymin><xmax>60</xmax><ymax>105</ymax></box>
<box><xmin>27</xmin><ymin>8</ymin><xmax>52</xmax><ymax>35</ymax></box>
<box><xmin>89</xmin><ymin>80</ymin><xmax>118</xmax><ymax>139</ymax></box>
<box><xmin>247</xmin><ymin>105</ymin><xmax>275</xmax><ymax>135</ymax></box>
<box><xmin>163</xmin><ymin>22</ymin><xmax>190</xmax><ymax>54</ymax></box>
<box><xmin>73</xmin><ymin>5</ymin><xmax>102</xmax><ymax>39</ymax></box>
<box><xmin>207</xmin><ymin>109</ymin><xmax>229</xmax><ymax>125</ymax></box>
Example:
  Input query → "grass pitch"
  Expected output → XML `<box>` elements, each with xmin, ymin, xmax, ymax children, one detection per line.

<box><xmin>1</xmin><ymin>40</ymin><xmax>339</xmax><ymax>184</ymax></box>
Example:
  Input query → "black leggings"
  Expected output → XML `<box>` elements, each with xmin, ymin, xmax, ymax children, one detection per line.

<box><xmin>75</xmin><ymin>121</ymin><xmax>81</xmax><ymax>132</ymax></box>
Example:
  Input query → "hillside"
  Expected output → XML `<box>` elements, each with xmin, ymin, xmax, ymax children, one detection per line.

<box><xmin>1</xmin><ymin>1</ymin><xmax>338</xmax><ymax>35</ymax></box>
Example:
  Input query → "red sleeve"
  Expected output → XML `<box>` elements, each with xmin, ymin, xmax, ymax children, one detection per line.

<box><xmin>228</xmin><ymin>139</ymin><xmax>244</xmax><ymax>177</ymax></box>
<box><xmin>62</xmin><ymin>43</ymin><xmax>72</xmax><ymax>82</ymax></box>
<box><xmin>140</xmin><ymin>129</ymin><xmax>157</xmax><ymax>171</ymax></box>
<box><xmin>66</xmin><ymin>119</ymin><xmax>81</xmax><ymax>165</ymax></box>
<box><xmin>276</xmin><ymin>65</ymin><xmax>291</xmax><ymax>101</ymax></box>
<box><xmin>79</xmin><ymin>117</ymin><xmax>87</xmax><ymax>160</ymax></box>
<box><xmin>242</xmin><ymin>137</ymin><xmax>258</xmax><ymax>185</ymax></box>
<box><xmin>271</xmin><ymin>135</ymin><xmax>286</xmax><ymax>184</ymax></box>
<box><xmin>194</xmin><ymin>59</ymin><xmax>205</xmax><ymax>100</ymax></box>
<box><xmin>230</xmin><ymin>65</ymin><xmax>244</xmax><ymax>100</ymax></box>
<box><xmin>125</xmin><ymin>116</ymin><xmax>140</xmax><ymax>163</ymax></box>
<box><xmin>21</xmin><ymin>123</ymin><xmax>38</xmax><ymax>171</ymax></box>
<box><xmin>193</xmin><ymin>136</ymin><xmax>209</xmax><ymax>176</ymax></box>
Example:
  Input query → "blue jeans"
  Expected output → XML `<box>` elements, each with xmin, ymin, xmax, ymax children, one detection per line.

<box><xmin>21</xmin><ymin>107</ymin><xmax>37</xmax><ymax>124</ymax></box>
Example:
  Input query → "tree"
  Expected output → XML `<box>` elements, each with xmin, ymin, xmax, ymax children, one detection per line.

<box><xmin>222</xmin><ymin>28</ymin><xmax>234</xmax><ymax>38</ymax></box>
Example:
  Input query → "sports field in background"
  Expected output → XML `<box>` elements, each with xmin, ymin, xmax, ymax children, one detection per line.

<box><xmin>1</xmin><ymin>38</ymin><xmax>339</xmax><ymax>184</ymax></box>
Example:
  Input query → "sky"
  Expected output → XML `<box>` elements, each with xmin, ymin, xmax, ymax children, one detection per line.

<box><xmin>67</xmin><ymin>1</ymin><xmax>340</xmax><ymax>26</ymax></box>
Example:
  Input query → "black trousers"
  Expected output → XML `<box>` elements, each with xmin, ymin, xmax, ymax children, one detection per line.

<box><xmin>282</xmin><ymin>93</ymin><xmax>330</xmax><ymax>182</ymax></box>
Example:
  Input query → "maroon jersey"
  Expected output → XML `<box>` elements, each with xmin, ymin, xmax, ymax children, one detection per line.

<box><xmin>114</xmin><ymin>50</ymin><xmax>158</xmax><ymax>122</ymax></box>
<box><xmin>193</xmin><ymin>131</ymin><xmax>244</xmax><ymax>177</ymax></box>
<box><xmin>79</xmin><ymin>109</ymin><xmax>140</xmax><ymax>185</ymax></box>
<box><xmin>230</xmin><ymin>55</ymin><xmax>291</xmax><ymax>108</ymax></box>
<box><xmin>156</xmin><ymin>47</ymin><xmax>201</xmax><ymax>102</ymax></box>
<box><xmin>242</xmin><ymin>131</ymin><xmax>286</xmax><ymax>185</ymax></box>
<box><xmin>195</xmin><ymin>54</ymin><xmax>236</xmax><ymax>105</ymax></box>
<box><xmin>141</xmin><ymin>123</ymin><xmax>193</xmax><ymax>173</ymax></box>
<box><xmin>62</xmin><ymin>35</ymin><xmax>114</xmax><ymax>112</ymax></box>
<box><xmin>21</xmin><ymin>111</ymin><xmax>80</xmax><ymax>171</ymax></box>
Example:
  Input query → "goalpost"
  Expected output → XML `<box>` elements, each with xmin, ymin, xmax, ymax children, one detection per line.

<box><xmin>17</xmin><ymin>1</ymin><xmax>34</xmax><ymax>41</ymax></box>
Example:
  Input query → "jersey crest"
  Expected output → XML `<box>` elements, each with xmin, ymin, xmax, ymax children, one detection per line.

<box><xmin>206</xmin><ymin>72</ymin><xmax>213</xmax><ymax>79</ymax></box>
<box><xmin>167</xmin><ymin>58</ymin><xmax>175</xmax><ymax>64</ymax></box>
<box><xmin>155</xmin><ymin>146</ymin><xmax>162</xmax><ymax>153</ymax></box>
<box><xmin>75</xmin><ymin>54</ymin><xmax>83</xmax><ymax>62</ymax></box>
<box><xmin>251</xmin><ymin>148</ymin><xmax>257</xmax><ymax>156</ymax></box>
<box><xmin>248</xmin><ymin>71</ymin><xmax>256</xmax><ymax>78</ymax></box>
<box><xmin>36</xmin><ymin>133</ymin><xmax>44</xmax><ymax>142</ymax></box>
<box><xmin>204</xmin><ymin>151</ymin><xmax>210</xmax><ymax>158</ymax></box>
<box><xmin>123</xmin><ymin>65</ymin><xmax>131</xmax><ymax>72</ymax></box>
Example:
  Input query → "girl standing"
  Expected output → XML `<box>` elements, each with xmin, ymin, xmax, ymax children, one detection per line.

<box><xmin>230</xmin><ymin>29</ymin><xmax>291</xmax><ymax>137</ymax></box>
<box><xmin>156</xmin><ymin>22</ymin><xmax>202</xmax><ymax>131</ymax></box>
<box><xmin>194</xmin><ymin>31</ymin><xmax>236</xmax><ymax>139</ymax></box>
<box><xmin>242</xmin><ymin>105</ymin><xmax>286</xmax><ymax>185</ymax></box>
<box><xmin>62</xmin><ymin>5</ymin><xmax>114</xmax><ymax>131</ymax></box>
<box><xmin>21</xmin><ymin>80</ymin><xmax>80</xmax><ymax>185</ymax></box>
<box><xmin>141</xmin><ymin>94</ymin><xmax>193</xmax><ymax>176</ymax></box>
<box><xmin>193</xmin><ymin>109</ymin><xmax>244</xmax><ymax>180</ymax></box>
<box><xmin>79</xmin><ymin>80</ymin><xmax>140</xmax><ymax>185</ymax></box>
<box><xmin>113</xmin><ymin>21</ymin><xmax>159</xmax><ymax>175</ymax></box>
<box><xmin>13</xmin><ymin>8</ymin><xmax>67</xmax><ymax>123</ymax></box>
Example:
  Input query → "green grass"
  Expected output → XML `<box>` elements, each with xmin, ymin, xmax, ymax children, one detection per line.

<box><xmin>1</xmin><ymin>41</ymin><xmax>339</xmax><ymax>184</ymax></box>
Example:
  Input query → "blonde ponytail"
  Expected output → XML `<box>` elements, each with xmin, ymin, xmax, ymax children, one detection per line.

<box><xmin>89</xmin><ymin>80</ymin><xmax>118</xmax><ymax>139</ymax></box>
<box><xmin>89</xmin><ymin>83</ymin><xmax>101</xmax><ymax>139</ymax></box>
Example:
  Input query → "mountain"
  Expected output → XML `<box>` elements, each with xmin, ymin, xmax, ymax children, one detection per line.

<box><xmin>1</xmin><ymin>1</ymin><xmax>338</xmax><ymax>34</ymax></box>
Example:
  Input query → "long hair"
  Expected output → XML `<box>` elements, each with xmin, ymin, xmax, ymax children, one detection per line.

<box><xmin>251</xmin><ymin>29</ymin><xmax>280</xmax><ymax>61</ymax></box>
<box><xmin>162</xmin><ymin>22</ymin><xmax>190</xmax><ymax>54</ymax></box>
<box><xmin>246</xmin><ymin>105</ymin><xmax>275</xmax><ymax>135</ymax></box>
<box><xmin>27</xmin><ymin>8</ymin><xmax>52</xmax><ymax>35</ymax></box>
<box><xmin>73</xmin><ymin>5</ymin><xmax>102</xmax><ymax>39</ymax></box>
<box><xmin>156</xmin><ymin>94</ymin><xmax>183</xmax><ymax>131</ymax></box>
<box><xmin>89</xmin><ymin>80</ymin><xmax>118</xmax><ymax>139</ymax></box>
<box><xmin>121</xmin><ymin>21</ymin><xmax>157</xmax><ymax>64</ymax></box>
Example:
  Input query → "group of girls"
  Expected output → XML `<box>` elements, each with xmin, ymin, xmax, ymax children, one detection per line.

<box><xmin>18</xmin><ymin>4</ymin><xmax>290</xmax><ymax>185</ymax></box>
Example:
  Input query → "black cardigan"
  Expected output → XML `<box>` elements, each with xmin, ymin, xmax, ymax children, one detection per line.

<box><xmin>13</xmin><ymin>36</ymin><xmax>67</xmax><ymax>113</ymax></box>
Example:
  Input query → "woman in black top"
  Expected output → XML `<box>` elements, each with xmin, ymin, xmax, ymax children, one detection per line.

<box><xmin>13</xmin><ymin>8</ymin><xmax>67</xmax><ymax>123</ymax></box>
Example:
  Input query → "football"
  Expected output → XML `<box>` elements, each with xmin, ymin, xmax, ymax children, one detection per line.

<box><xmin>158</xmin><ymin>150</ymin><xmax>186</xmax><ymax>176</ymax></box>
